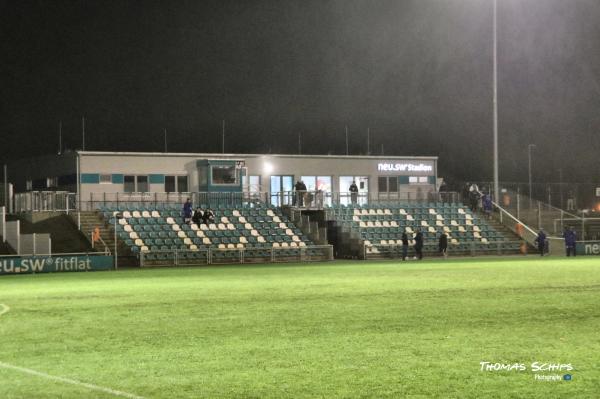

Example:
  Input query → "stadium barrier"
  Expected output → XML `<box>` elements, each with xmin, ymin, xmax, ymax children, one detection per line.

<box><xmin>139</xmin><ymin>245</ymin><xmax>334</xmax><ymax>267</ymax></box>
<box><xmin>14</xmin><ymin>191</ymin><xmax>76</xmax><ymax>213</ymax></box>
<box><xmin>363</xmin><ymin>240</ymin><xmax>525</xmax><ymax>260</ymax></box>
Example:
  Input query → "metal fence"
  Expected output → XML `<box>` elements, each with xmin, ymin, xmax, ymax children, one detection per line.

<box><xmin>364</xmin><ymin>240</ymin><xmax>525</xmax><ymax>260</ymax></box>
<box><xmin>139</xmin><ymin>245</ymin><xmax>334</xmax><ymax>267</ymax></box>
<box><xmin>14</xmin><ymin>191</ymin><xmax>77</xmax><ymax>213</ymax></box>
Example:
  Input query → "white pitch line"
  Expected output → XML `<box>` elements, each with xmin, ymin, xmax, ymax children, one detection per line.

<box><xmin>0</xmin><ymin>361</ymin><xmax>145</xmax><ymax>399</ymax></box>
<box><xmin>0</xmin><ymin>304</ymin><xmax>9</xmax><ymax>316</ymax></box>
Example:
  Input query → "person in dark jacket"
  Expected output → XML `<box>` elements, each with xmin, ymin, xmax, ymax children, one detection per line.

<box><xmin>414</xmin><ymin>229</ymin><xmax>424</xmax><ymax>260</ymax></box>
<box><xmin>192</xmin><ymin>208</ymin><xmax>203</xmax><ymax>225</ymax></box>
<box><xmin>182</xmin><ymin>198</ymin><xmax>193</xmax><ymax>224</ymax></box>
<box><xmin>535</xmin><ymin>229</ymin><xmax>547</xmax><ymax>256</ymax></box>
<box><xmin>438</xmin><ymin>232</ymin><xmax>448</xmax><ymax>258</ymax></box>
<box><xmin>564</xmin><ymin>227</ymin><xmax>577</xmax><ymax>257</ymax></box>
<box><xmin>401</xmin><ymin>230</ymin><xmax>409</xmax><ymax>261</ymax></box>
<box><xmin>202</xmin><ymin>208</ymin><xmax>215</xmax><ymax>225</ymax></box>
<box><xmin>349</xmin><ymin>181</ymin><xmax>359</xmax><ymax>204</ymax></box>
<box><xmin>294</xmin><ymin>180</ymin><xmax>306</xmax><ymax>207</ymax></box>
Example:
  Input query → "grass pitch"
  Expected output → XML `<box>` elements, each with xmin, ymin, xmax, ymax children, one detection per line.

<box><xmin>0</xmin><ymin>258</ymin><xmax>599</xmax><ymax>398</ymax></box>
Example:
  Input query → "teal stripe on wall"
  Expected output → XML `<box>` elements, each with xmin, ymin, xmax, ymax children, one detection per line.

<box><xmin>399</xmin><ymin>176</ymin><xmax>409</xmax><ymax>184</ymax></box>
<box><xmin>428</xmin><ymin>176</ymin><xmax>436</xmax><ymax>185</ymax></box>
<box><xmin>149</xmin><ymin>174</ymin><xmax>165</xmax><ymax>184</ymax></box>
<box><xmin>80</xmin><ymin>173</ymin><xmax>100</xmax><ymax>184</ymax></box>
<box><xmin>112</xmin><ymin>174</ymin><xmax>124</xmax><ymax>184</ymax></box>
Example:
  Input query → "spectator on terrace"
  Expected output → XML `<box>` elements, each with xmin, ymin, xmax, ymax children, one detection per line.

<box><xmin>192</xmin><ymin>208</ymin><xmax>203</xmax><ymax>225</ymax></box>
<box><xmin>182</xmin><ymin>198</ymin><xmax>193</xmax><ymax>224</ymax></box>
<box><xmin>202</xmin><ymin>208</ymin><xmax>215</xmax><ymax>225</ymax></box>
<box><xmin>482</xmin><ymin>193</ymin><xmax>493</xmax><ymax>218</ymax></box>
<box><xmin>349</xmin><ymin>181</ymin><xmax>359</xmax><ymax>204</ymax></box>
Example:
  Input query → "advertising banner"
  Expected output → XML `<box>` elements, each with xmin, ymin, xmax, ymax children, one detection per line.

<box><xmin>0</xmin><ymin>254</ymin><xmax>114</xmax><ymax>275</ymax></box>
<box><xmin>575</xmin><ymin>241</ymin><xmax>600</xmax><ymax>256</ymax></box>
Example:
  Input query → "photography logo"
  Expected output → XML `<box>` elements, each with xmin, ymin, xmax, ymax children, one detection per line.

<box><xmin>479</xmin><ymin>362</ymin><xmax>574</xmax><ymax>382</ymax></box>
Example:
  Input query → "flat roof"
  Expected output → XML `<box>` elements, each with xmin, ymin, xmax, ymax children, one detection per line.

<box><xmin>76</xmin><ymin>151</ymin><xmax>438</xmax><ymax>160</ymax></box>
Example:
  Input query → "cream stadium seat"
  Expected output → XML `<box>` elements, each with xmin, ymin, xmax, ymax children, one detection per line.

<box><xmin>290</xmin><ymin>242</ymin><xmax>298</xmax><ymax>247</ymax></box>
<box><xmin>140</xmin><ymin>246</ymin><xmax>149</xmax><ymax>252</ymax></box>
<box><xmin>151</xmin><ymin>210</ymin><xmax>160</xmax><ymax>218</ymax></box>
<box><xmin>399</xmin><ymin>209</ymin><xmax>407</xmax><ymax>215</ymax></box>
<box><xmin>122</xmin><ymin>211</ymin><xmax>132</xmax><ymax>219</ymax></box>
<box><xmin>239</xmin><ymin>216</ymin><xmax>247</xmax><ymax>224</ymax></box>
<box><xmin>474</xmin><ymin>232</ymin><xmax>482</xmax><ymax>239</ymax></box>
<box><xmin>367</xmin><ymin>221</ymin><xmax>374</xmax><ymax>228</ymax></box>
<box><xmin>177</xmin><ymin>231</ymin><xmax>186</xmax><ymax>238</ymax></box>
<box><xmin>273</xmin><ymin>216</ymin><xmax>281</xmax><ymax>223</ymax></box>
<box><xmin>376</xmin><ymin>209</ymin><xmax>384</xmax><ymax>215</ymax></box>
<box><xmin>375</xmin><ymin>221</ymin><xmax>383</xmax><ymax>227</ymax></box>
<box><xmin>384</xmin><ymin>209</ymin><xmax>392</xmax><ymax>215</ymax></box>
<box><xmin>232</xmin><ymin>210</ymin><xmax>241</xmax><ymax>217</ymax></box>
<box><xmin>257</xmin><ymin>236</ymin><xmax>266</xmax><ymax>243</ymax></box>
<box><xmin>129</xmin><ymin>232</ymin><xmax>139</xmax><ymax>239</ymax></box>
<box><xmin>200</xmin><ymin>223</ymin><xmax>209</xmax><ymax>230</ymax></box>
<box><xmin>458</xmin><ymin>208</ymin><xmax>465</xmax><ymax>214</ymax></box>
<box><xmin>360</xmin><ymin>221</ymin><xmax>368</xmax><ymax>228</ymax></box>
<box><xmin>292</xmin><ymin>235</ymin><xmax>301</xmax><ymax>242</ymax></box>
<box><xmin>429</xmin><ymin>208</ymin><xmax>436</xmax><ymax>214</ymax></box>
<box><xmin>272</xmin><ymin>242</ymin><xmax>280</xmax><ymax>248</ymax></box>
<box><xmin>481</xmin><ymin>238</ymin><xmax>489</xmax><ymax>243</ymax></box>
<box><xmin>227</xmin><ymin>223</ymin><xmax>235</xmax><ymax>230</ymax></box>
<box><xmin>406</xmin><ymin>215</ymin><xmax>414</xmax><ymax>221</ymax></box>
<box><xmin>166</xmin><ymin>217</ymin><xmax>175</xmax><ymax>224</ymax></box>
<box><xmin>135</xmin><ymin>238</ymin><xmax>144</xmax><ymax>246</ymax></box>
<box><xmin>279</xmin><ymin>222</ymin><xmax>287</xmax><ymax>229</ymax></box>
<box><xmin>236</xmin><ymin>243</ymin><xmax>244</xmax><ymax>249</ymax></box>
<box><xmin>451</xmin><ymin>220</ymin><xmax>459</xmax><ymax>226</ymax></box>
<box><xmin>421</xmin><ymin>220</ymin><xmax>429</xmax><ymax>227</ymax></box>
<box><xmin>220</xmin><ymin>217</ymin><xmax>229</xmax><ymax>224</ymax></box>
<box><xmin>473</xmin><ymin>225</ymin><xmax>481</xmax><ymax>232</ymax></box>
<box><xmin>380</xmin><ymin>239</ymin><xmax>388</xmax><ymax>245</ymax></box>
<box><xmin>191</xmin><ymin>223</ymin><xmax>199</xmax><ymax>231</ymax></box>
<box><xmin>244</xmin><ymin>223</ymin><xmax>253</xmax><ymax>230</ymax></box>
<box><xmin>240</xmin><ymin>236</ymin><xmax>248</xmax><ymax>244</ymax></box>
<box><xmin>251</xmin><ymin>229</ymin><xmax>259</xmax><ymax>236</ymax></box>
<box><xmin>428</xmin><ymin>226</ymin><xmax>436</xmax><ymax>233</ymax></box>
<box><xmin>267</xmin><ymin>209</ymin><xmax>275</xmax><ymax>217</ymax></box>
<box><xmin>184</xmin><ymin>237</ymin><xmax>192</xmax><ymax>245</ymax></box>
<box><xmin>390</xmin><ymin>221</ymin><xmax>399</xmax><ymax>227</ymax></box>
<box><xmin>354</xmin><ymin>209</ymin><xmax>361</xmax><ymax>216</ymax></box>
<box><xmin>451</xmin><ymin>238</ymin><xmax>459</xmax><ymax>244</ymax></box>
<box><xmin>190</xmin><ymin>244</ymin><xmax>198</xmax><ymax>250</ymax></box>
<box><xmin>466</xmin><ymin>220</ymin><xmax>473</xmax><ymax>226</ymax></box>
<box><xmin>281</xmin><ymin>242</ymin><xmax>289</xmax><ymax>248</ymax></box>
<box><xmin>406</xmin><ymin>226</ymin><xmax>414</xmax><ymax>233</ymax></box>
<box><xmin>196</xmin><ymin>230</ymin><xmax>205</xmax><ymax>238</ymax></box>
<box><xmin>203</xmin><ymin>237</ymin><xmax>212</xmax><ymax>245</ymax></box>
<box><xmin>218</xmin><ymin>223</ymin><xmax>226</xmax><ymax>230</ymax></box>
<box><xmin>298</xmin><ymin>242</ymin><xmax>307</xmax><ymax>247</ymax></box>
<box><xmin>171</xmin><ymin>224</ymin><xmax>181</xmax><ymax>231</ymax></box>
<box><xmin>458</xmin><ymin>226</ymin><xmax>466</xmax><ymax>233</ymax></box>
<box><xmin>383</xmin><ymin>221</ymin><xmax>390</xmax><ymax>227</ymax></box>
<box><xmin>218</xmin><ymin>244</ymin><xmax>226</xmax><ymax>249</ymax></box>
<box><xmin>132</xmin><ymin>211</ymin><xmax>141</xmax><ymax>218</ymax></box>
<box><xmin>436</xmin><ymin>220</ymin><xmax>444</xmax><ymax>227</ymax></box>
<box><xmin>118</xmin><ymin>218</ymin><xmax>127</xmax><ymax>225</ymax></box>
<box><xmin>361</xmin><ymin>209</ymin><xmax>369</xmax><ymax>215</ymax></box>
<box><xmin>436</xmin><ymin>214</ymin><xmax>444</xmax><ymax>220</ymax></box>
<box><xmin>142</xmin><ymin>211</ymin><xmax>151</xmax><ymax>218</ymax></box>
<box><xmin>368</xmin><ymin>209</ymin><xmax>376</xmax><ymax>215</ymax></box>
<box><xmin>285</xmin><ymin>229</ymin><xmax>294</xmax><ymax>236</ymax></box>
<box><xmin>209</xmin><ymin>224</ymin><xmax>217</xmax><ymax>230</ymax></box>
<box><xmin>443</xmin><ymin>226</ymin><xmax>451</xmax><ymax>233</ymax></box>
<box><xmin>227</xmin><ymin>243</ymin><xmax>235</xmax><ymax>249</ymax></box>
<box><xmin>124</xmin><ymin>225</ymin><xmax>133</xmax><ymax>232</ymax></box>
<box><xmin>353</xmin><ymin>215</ymin><xmax>361</xmax><ymax>222</ymax></box>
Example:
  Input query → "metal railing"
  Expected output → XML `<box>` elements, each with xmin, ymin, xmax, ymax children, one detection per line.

<box><xmin>14</xmin><ymin>191</ymin><xmax>77</xmax><ymax>213</ymax></box>
<box><xmin>139</xmin><ymin>245</ymin><xmax>334</xmax><ymax>267</ymax></box>
<box><xmin>363</xmin><ymin>240</ymin><xmax>525</xmax><ymax>259</ymax></box>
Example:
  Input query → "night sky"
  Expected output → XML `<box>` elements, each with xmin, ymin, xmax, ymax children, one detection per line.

<box><xmin>2</xmin><ymin>0</ymin><xmax>600</xmax><ymax>183</ymax></box>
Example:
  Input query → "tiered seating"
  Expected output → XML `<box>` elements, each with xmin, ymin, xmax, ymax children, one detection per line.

<box><xmin>326</xmin><ymin>202</ymin><xmax>519</xmax><ymax>255</ymax></box>
<box><xmin>98</xmin><ymin>203</ymin><xmax>314</xmax><ymax>262</ymax></box>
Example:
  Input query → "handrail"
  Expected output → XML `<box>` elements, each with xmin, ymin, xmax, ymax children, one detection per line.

<box><xmin>492</xmin><ymin>200</ymin><xmax>538</xmax><ymax>236</ymax></box>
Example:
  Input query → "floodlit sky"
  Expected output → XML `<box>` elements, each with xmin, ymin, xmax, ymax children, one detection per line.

<box><xmin>2</xmin><ymin>0</ymin><xmax>600</xmax><ymax>183</ymax></box>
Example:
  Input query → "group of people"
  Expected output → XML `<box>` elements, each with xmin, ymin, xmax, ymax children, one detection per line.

<box><xmin>397</xmin><ymin>228</ymin><xmax>449</xmax><ymax>261</ymax></box>
<box><xmin>182</xmin><ymin>198</ymin><xmax>215</xmax><ymax>225</ymax></box>
<box><xmin>462</xmin><ymin>182</ymin><xmax>493</xmax><ymax>216</ymax></box>
<box><xmin>293</xmin><ymin>180</ymin><xmax>325</xmax><ymax>208</ymax></box>
<box><xmin>534</xmin><ymin>226</ymin><xmax>577</xmax><ymax>257</ymax></box>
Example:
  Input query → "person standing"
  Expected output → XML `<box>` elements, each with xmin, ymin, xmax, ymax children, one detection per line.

<box><xmin>564</xmin><ymin>226</ymin><xmax>577</xmax><ymax>257</ymax></box>
<box><xmin>414</xmin><ymin>228</ymin><xmax>424</xmax><ymax>260</ymax></box>
<box><xmin>482</xmin><ymin>193</ymin><xmax>493</xmax><ymax>219</ymax></box>
<box><xmin>293</xmin><ymin>180</ymin><xmax>303</xmax><ymax>206</ymax></box>
<box><xmin>438</xmin><ymin>232</ymin><xmax>448</xmax><ymax>258</ymax></box>
<box><xmin>401</xmin><ymin>229</ymin><xmax>409</xmax><ymax>261</ymax></box>
<box><xmin>182</xmin><ymin>198</ymin><xmax>193</xmax><ymax>224</ymax></box>
<box><xmin>535</xmin><ymin>229</ymin><xmax>547</xmax><ymax>257</ymax></box>
<box><xmin>349</xmin><ymin>181</ymin><xmax>359</xmax><ymax>205</ymax></box>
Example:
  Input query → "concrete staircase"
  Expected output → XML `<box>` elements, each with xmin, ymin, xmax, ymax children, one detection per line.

<box><xmin>72</xmin><ymin>211</ymin><xmax>138</xmax><ymax>266</ymax></box>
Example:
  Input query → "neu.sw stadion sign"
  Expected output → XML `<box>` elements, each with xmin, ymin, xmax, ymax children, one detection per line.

<box><xmin>576</xmin><ymin>241</ymin><xmax>600</xmax><ymax>256</ymax></box>
<box><xmin>0</xmin><ymin>254</ymin><xmax>113</xmax><ymax>275</ymax></box>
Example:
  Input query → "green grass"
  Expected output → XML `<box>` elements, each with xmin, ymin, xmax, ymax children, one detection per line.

<box><xmin>0</xmin><ymin>258</ymin><xmax>599</xmax><ymax>398</ymax></box>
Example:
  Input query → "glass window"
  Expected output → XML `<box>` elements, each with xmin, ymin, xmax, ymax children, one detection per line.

<box><xmin>177</xmin><ymin>176</ymin><xmax>188</xmax><ymax>192</ymax></box>
<box><xmin>409</xmin><ymin>176</ymin><xmax>418</xmax><ymax>184</ymax></box>
<box><xmin>165</xmin><ymin>176</ymin><xmax>176</xmax><ymax>193</ymax></box>
<box><xmin>99</xmin><ymin>174</ymin><xmax>112</xmax><ymax>184</ymax></box>
<box><xmin>316</xmin><ymin>176</ymin><xmax>332</xmax><ymax>192</ymax></box>
<box><xmin>243</xmin><ymin>175</ymin><xmax>261</xmax><ymax>193</ymax></box>
<box><xmin>124</xmin><ymin>175</ymin><xmax>135</xmax><ymax>192</ymax></box>
<box><xmin>137</xmin><ymin>176</ymin><xmax>148</xmax><ymax>192</ymax></box>
<box><xmin>378</xmin><ymin>177</ymin><xmax>388</xmax><ymax>193</ymax></box>
<box><xmin>389</xmin><ymin>177</ymin><xmax>398</xmax><ymax>192</ymax></box>
<box><xmin>301</xmin><ymin>176</ymin><xmax>317</xmax><ymax>191</ymax></box>
<box><xmin>212</xmin><ymin>165</ymin><xmax>236</xmax><ymax>184</ymax></box>
<box><xmin>46</xmin><ymin>177</ymin><xmax>58</xmax><ymax>188</ymax></box>
<box><xmin>418</xmin><ymin>176</ymin><xmax>428</xmax><ymax>183</ymax></box>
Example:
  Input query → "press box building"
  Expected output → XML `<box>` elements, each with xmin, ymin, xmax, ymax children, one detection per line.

<box><xmin>9</xmin><ymin>151</ymin><xmax>439</xmax><ymax>210</ymax></box>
